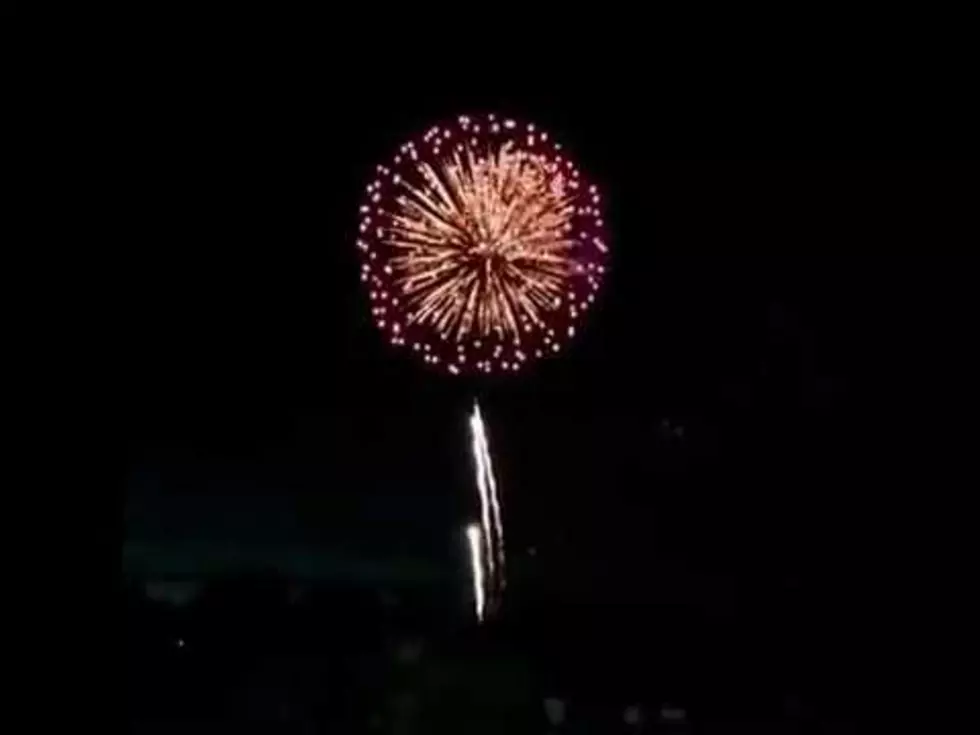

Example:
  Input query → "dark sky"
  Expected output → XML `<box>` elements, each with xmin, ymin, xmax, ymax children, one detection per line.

<box><xmin>121</xmin><ymin>44</ymin><xmax>973</xmax><ymax>628</ymax></box>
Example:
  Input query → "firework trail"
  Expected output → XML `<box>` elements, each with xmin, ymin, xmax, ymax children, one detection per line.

<box><xmin>357</xmin><ymin>113</ymin><xmax>608</xmax><ymax>375</ymax></box>
<box><xmin>469</xmin><ymin>404</ymin><xmax>496</xmax><ymax>583</ymax></box>
<box><xmin>472</xmin><ymin>402</ymin><xmax>506</xmax><ymax>583</ymax></box>
<box><xmin>469</xmin><ymin>401</ymin><xmax>505</xmax><ymax>614</ymax></box>
<box><xmin>465</xmin><ymin>523</ymin><xmax>486</xmax><ymax>623</ymax></box>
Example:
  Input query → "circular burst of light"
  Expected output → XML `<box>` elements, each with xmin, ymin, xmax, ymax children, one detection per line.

<box><xmin>356</xmin><ymin>113</ymin><xmax>608</xmax><ymax>375</ymax></box>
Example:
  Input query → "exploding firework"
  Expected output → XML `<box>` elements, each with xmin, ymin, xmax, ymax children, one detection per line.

<box><xmin>465</xmin><ymin>523</ymin><xmax>486</xmax><ymax>624</ymax></box>
<box><xmin>357</xmin><ymin>113</ymin><xmax>608</xmax><ymax>375</ymax></box>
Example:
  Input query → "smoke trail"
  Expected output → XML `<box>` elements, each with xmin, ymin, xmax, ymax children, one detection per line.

<box><xmin>465</xmin><ymin>523</ymin><xmax>486</xmax><ymax>623</ymax></box>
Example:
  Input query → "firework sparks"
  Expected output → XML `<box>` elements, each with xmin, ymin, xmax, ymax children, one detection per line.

<box><xmin>465</xmin><ymin>523</ymin><xmax>486</xmax><ymax>624</ymax></box>
<box><xmin>357</xmin><ymin>113</ymin><xmax>608</xmax><ymax>374</ymax></box>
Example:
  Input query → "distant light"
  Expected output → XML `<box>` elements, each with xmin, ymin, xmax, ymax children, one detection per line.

<box><xmin>176</xmin><ymin>638</ymin><xmax>185</xmax><ymax>648</ymax></box>
<box><xmin>624</xmin><ymin>705</ymin><xmax>643</xmax><ymax>725</ymax></box>
<box><xmin>543</xmin><ymin>697</ymin><xmax>566</xmax><ymax>725</ymax></box>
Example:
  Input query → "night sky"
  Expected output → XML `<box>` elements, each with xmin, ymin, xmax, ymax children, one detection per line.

<box><xmin>121</xmin><ymin>47</ymin><xmax>973</xmax><ymax>662</ymax></box>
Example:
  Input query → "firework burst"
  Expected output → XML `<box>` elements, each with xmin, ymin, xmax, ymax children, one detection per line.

<box><xmin>357</xmin><ymin>113</ymin><xmax>608</xmax><ymax>375</ymax></box>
